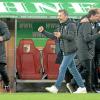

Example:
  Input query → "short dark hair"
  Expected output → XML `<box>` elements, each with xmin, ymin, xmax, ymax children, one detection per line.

<box><xmin>58</xmin><ymin>9</ymin><xmax>68</xmax><ymax>16</ymax></box>
<box><xmin>87</xmin><ymin>9</ymin><xmax>98</xmax><ymax>18</ymax></box>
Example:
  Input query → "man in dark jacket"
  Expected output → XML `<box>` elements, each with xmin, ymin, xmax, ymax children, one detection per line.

<box><xmin>0</xmin><ymin>20</ymin><xmax>11</xmax><ymax>92</ymax></box>
<box><xmin>38</xmin><ymin>9</ymin><xmax>86</xmax><ymax>93</ymax></box>
<box><xmin>94</xmin><ymin>9</ymin><xmax>100</xmax><ymax>89</ymax></box>
<box><xmin>75</xmin><ymin>9</ymin><xmax>100</xmax><ymax>92</ymax></box>
<box><xmin>66</xmin><ymin>9</ymin><xmax>100</xmax><ymax>93</ymax></box>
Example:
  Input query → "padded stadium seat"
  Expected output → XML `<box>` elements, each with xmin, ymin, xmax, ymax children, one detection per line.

<box><xmin>16</xmin><ymin>39</ymin><xmax>42</xmax><ymax>79</ymax></box>
<box><xmin>43</xmin><ymin>39</ymin><xmax>60</xmax><ymax>79</ymax></box>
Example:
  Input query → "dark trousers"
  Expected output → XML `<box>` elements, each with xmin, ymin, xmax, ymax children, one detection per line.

<box><xmin>65</xmin><ymin>59</ymin><xmax>97</xmax><ymax>91</ymax></box>
<box><xmin>94</xmin><ymin>52</ymin><xmax>100</xmax><ymax>86</ymax></box>
<box><xmin>65</xmin><ymin>69</ymin><xmax>73</xmax><ymax>83</ymax></box>
<box><xmin>0</xmin><ymin>63</ymin><xmax>9</xmax><ymax>86</ymax></box>
<box><xmin>81</xmin><ymin>59</ymin><xmax>96</xmax><ymax>91</ymax></box>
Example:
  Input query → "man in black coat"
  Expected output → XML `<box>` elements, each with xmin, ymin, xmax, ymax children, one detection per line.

<box><xmin>0</xmin><ymin>20</ymin><xmax>11</xmax><ymax>92</ymax></box>
<box><xmin>94</xmin><ymin>9</ymin><xmax>100</xmax><ymax>89</ymax></box>
<box><xmin>75</xmin><ymin>9</ymin><xmax>100</xmax><ymax>92</ymax></box>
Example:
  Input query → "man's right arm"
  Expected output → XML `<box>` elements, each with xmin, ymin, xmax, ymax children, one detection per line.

<box><xmin>38</xmin><ymin>26</ymin><xmax>56</xmax><ymax>39</ymax></box>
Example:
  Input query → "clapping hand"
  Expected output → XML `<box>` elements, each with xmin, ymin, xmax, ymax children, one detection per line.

<box><xmin>54</xmin><ymin>32</ymin><xmax>61</xmax><ymax>38</ymax></box>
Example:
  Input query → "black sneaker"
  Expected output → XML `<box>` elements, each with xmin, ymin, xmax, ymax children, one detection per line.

<box><xmin>66</xmin><ymin>83</ymin><xmax>74</xmax><ymax>93</ymax></box>
<box><xmin>4</xmin><ymin>86</ymin><xmax>11</xmax><ymax>92</ymax></box>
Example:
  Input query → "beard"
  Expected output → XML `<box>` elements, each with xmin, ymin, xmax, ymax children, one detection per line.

<box><xmin>59</xmin><ymin>19</ymin><xmax>65</xmax><ymax>23</ymax></box>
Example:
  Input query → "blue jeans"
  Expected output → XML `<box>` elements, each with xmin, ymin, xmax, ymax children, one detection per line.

<box><xmin>55</xmin><ymin>53</ymin><xmax>85</xmax><ymax>89</ymax></box>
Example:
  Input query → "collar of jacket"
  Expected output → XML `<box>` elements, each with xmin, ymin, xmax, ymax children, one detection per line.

<box><xmin>59</xmin><ymin>18</ymin><xmax>71</xmax><ymax>26</ymax></box>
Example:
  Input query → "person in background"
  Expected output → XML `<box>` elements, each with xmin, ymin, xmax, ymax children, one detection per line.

<box><xmin>0</xmin><ymin>20</ymin><xmax>11</xmax><ymax>92</ymax></box>
<box><xmin>94</xmin><ymin>8</ymin><xmax>100</xmax><ymax>90</ymax></box>
<box><xmin>66</xmin><ymin>9</ymin><xmax>100</xmax><ymax>93</ymax></box>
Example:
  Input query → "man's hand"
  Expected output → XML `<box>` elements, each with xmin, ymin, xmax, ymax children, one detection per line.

<box><xmin>38</xmin><ymin>26</ymin><xmax>44</xmax><ymax>32</ymax></box>
<box><xmin>0</xmin><ymin>36</ymin><xmax>3</xmax><ymax>42</ymax></box>
<box><xmin>98</xmin><ymin>31</ymin><xmax>100</xmax><ymax>34</ymax></box>
<box><xmin>54</xmin><ymin>32</ymin><xmax>61</xmax><ymax>38</ymax></box>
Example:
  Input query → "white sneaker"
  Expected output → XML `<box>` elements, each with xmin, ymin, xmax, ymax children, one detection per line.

<box><xmin>66</xmin><ymin>83</ymin><xmax>74</xmax><ymax>93</ymax></box>
<box><xmin>45</xmin><ymin>85</ymin><xmax>58</xmax><ymax>94</ymax></box>
<box><xmin>73</xmin><ymin>87</ymin><xmax>87</xmax><ymax>93</ymax></box>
